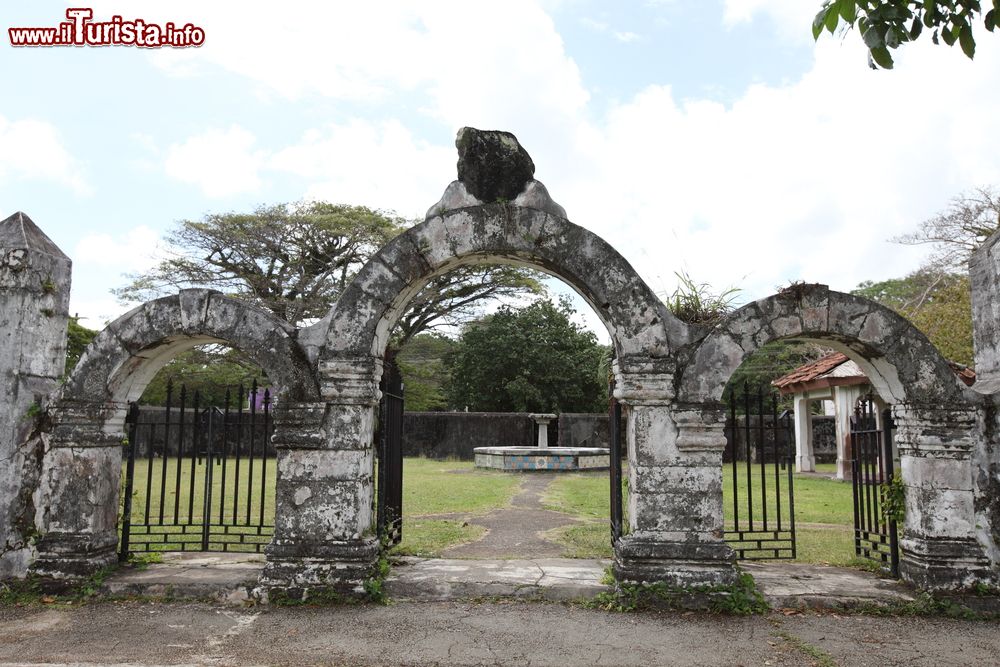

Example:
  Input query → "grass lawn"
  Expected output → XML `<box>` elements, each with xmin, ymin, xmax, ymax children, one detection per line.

<box><xmin>391</xmin><ymin>458</ymin><xmax>522</xmax><ymax>556</ymax></box>
<box><xmin>399</xmin><ymin>458</ymin><xmax>522</xmax><ymax>516</ymax></box>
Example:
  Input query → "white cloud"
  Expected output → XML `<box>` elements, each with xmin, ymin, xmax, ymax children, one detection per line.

<box><xmin>164</xmin><ymin>125</ymin><xmax>265</xmax><ymax>197</ymax></box>
<box><xmin>271</xmin><ymin>120</ymin><xmax>454</xmax><ymax>218</ymax></box>
<box><xmin>555</xmin><ymin>36</ymin><xmax>1000</xmax><ymax>303</ymax></box>
<box><xmin>73</xmin><ymin>225</ymin><xmax>162</xmax><ymax>273</ymax></box>
<box><xmin>0</xmin><ymin>116</ymin><xmax>90</xmax><ymax>194</ymax></box>
<box><xmin>95</xmin><ymin>0</ymin><xmax>589</xmax><ymax>132</ymax></box>
<box><xmin>723</xmin><ymin>0</ymin><xmax>820</xmax><ymax>41</ymax></box>
<box><xmin>111</xmin><ymin>1</ymin><xmax>1000</xmax><ymax>318</ymax></box>
<box><xmin>613</xmin><ymin>31</ymin><xmax>641</xmax><ymax>43</ymax></box>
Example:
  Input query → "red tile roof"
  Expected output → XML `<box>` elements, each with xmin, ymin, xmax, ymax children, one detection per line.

<box><xmin>771</xmin><ymin>352</ymin><xmax>854</xmax><ymax>391</ymax></box>
<box><xmin>772</xmin><ymin>351</ymin><xmax>977</xmax><ymax>393</ymax></box>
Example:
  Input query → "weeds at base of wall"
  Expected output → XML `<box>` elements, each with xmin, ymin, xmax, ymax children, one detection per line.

<box><xmin>585</xmin><ymin>571</ymin><xmax>769</xmax><ymax>615</ymax></box>
<box><xmin>0</xmin><ymin>564</ymin><xmax>119</xmax><ymax>607</ymax></box>
<box><xmin>847</xmin><ymin>591</ymin><xmax>1000</xmax><ymax>620</ymax></box>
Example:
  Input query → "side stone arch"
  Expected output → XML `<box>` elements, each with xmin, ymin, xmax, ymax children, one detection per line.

<box><xmin>63</xmin><ymin>288</ymin><xmax>318</xmax><ymax>410</ymax></box>
<box><xmin>675</xmin><ymin>284</ymin><xmax>992</xmax><ymax>590</ymax></box>
<box><xmin>31</xmin><ymin>289</ymin><xmax>320</xmax><ymax>582</ymax></box>
<box><xmin>676</xmin><ymin>283</ymin><xmax>966</xmax><ymax>407</ymax></box>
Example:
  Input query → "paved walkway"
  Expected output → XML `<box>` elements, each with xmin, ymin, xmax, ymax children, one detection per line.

<box><xmin>428</xmin><ymin>472</ymin><xmax>583</xmax><ymax>558</ymax></box>
<box><xmin>101</xmin><ymin>552</ymin><xmax>918</xmax><ymax>611</ymax></box>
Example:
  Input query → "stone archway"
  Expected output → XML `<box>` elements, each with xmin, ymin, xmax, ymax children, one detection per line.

<box><xmin>675</xmin><ymin>284</ymin><xmax>992</xmax><ymax>589</ymax></box>
<box><xmin>260</xmin><ymin>130</ymin><xmax>764</xmax><ymax>597</ymax></box>
<box><xmin>30</xmin><ymin>289</ymin><xmax>319</xmax><ymax>581</ymax></box>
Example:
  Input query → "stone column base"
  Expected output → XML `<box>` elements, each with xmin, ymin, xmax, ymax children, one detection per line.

<box><xmin>28</xmin><ymin>532</ymin><xmax>118</xmax><ymax>592</ymax></box>
<box><xmin>258</xmin><ymin>537</ymin><xmax>381</xmax><ymax>602</ymax></box>
<box><xmin>613</xmin><ymin>533</ymin><xmax>739</xmax><ymax>587</ymax></box>
<box><xmin>900</xmin><ymin>537</ymin><xmax>996</xmax><ymax>591</ymax></box>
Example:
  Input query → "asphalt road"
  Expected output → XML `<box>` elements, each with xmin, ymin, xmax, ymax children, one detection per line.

<box><xmin>2</xmin><ymin>600</ymin><xmax>999</xmax><ymax>666</ymax></box>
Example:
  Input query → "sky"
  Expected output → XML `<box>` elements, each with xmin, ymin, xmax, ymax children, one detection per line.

<box><xmin>2</xmin><ymin>1</ymin><xmax>999</xmax><ymax>340</ymax></box>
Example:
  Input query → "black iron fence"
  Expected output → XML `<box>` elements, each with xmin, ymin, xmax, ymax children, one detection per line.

<box><xmin>119</xmin><ymin>381</ymin><xmax>274</xmax><ymax>559</ymax></box>
<box><xmin>723</xmin><ymin>384</ymin><xmax>796</xmax><ymax>560</ymax></box>
<box><xmin>850</xmin><ymin>397</ymin><xmax>900</xmax><ymax>577</ymax></box>
<box><xmin>376</xmin><ymin>361</ymin><xmax>404</xmax><ymax>546</ymax></box>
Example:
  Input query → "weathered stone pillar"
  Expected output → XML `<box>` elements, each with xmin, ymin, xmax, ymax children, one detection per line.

<box><xmin>259</xmin><ymin>357</ymin><xmax>380</xmax><ymax>599</ymax></box>
<box><xmin>613</xmin><ymin>371</ymin><xmax>738</xmax><ymax>586</ymax></box>
<box><xmin>970</xmin><ymin>231</ymin><xmax>1000</xmax><ymax>387</ymax></box>
<box><xmin>0</xmin><ymin>212</ymin><xmax>72</xmax><ymax>580</ymax></box>
<box><xmin>894</xmin><ymin>404</ymin><xmax>995</xmax><ymax>589</ymax></box>
<box><xmin>30</xmin><ymin>401</ymin><xmax>125</xmax><ymax>584</ymax></box>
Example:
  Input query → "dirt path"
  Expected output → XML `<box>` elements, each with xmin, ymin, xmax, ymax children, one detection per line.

<box><xmin>433</xmin><ymin>473</ymin><xmax>580</xmax><ymax>558</ymax></box>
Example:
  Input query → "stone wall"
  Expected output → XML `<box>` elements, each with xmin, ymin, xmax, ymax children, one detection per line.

<box><xmin>811</xmin><ymin>416</ymin><xmax>836</xmax><ymax>464</ymax></box>
<box><xmin>558</xmin><ymin>413</ymin><xmax>609</xmax><ymax>448</ymax></box>
<box><xmin>402</xmin><ymin>412</ymin><xmax>535</xmax><ymax>460</ymax></box>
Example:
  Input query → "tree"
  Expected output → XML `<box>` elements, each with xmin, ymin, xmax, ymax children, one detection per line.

<box><xmin>115</xmin><ymin>201</ymin><xmax>546</xmax><ymax>345</ymax></box>
<box><xmin>814</xmin><ymin>1</ymin><xmax>999</xmax><ymax>68</ymax></box>
<box><xmin>64</xmin><ymin>316</ymin><xmax>98</xmax><ymax>375</ymax></box>
<box><xmin>445</xmin><ymin>298</ymin><xmax>608</xmax><ymax>413</ymax></box>
<box><xmin>395</xmin><ymin>333</ymin><xmax>456</xmax><ymax>411</ymax></box>
<box><xmin>892</xmin><ymin>186</ymin><xmax>1000</xmax><ymax>272</ymax></box>
<box><xmin>853</xmin><ymin>271</ymin><xmax>974</xmax><ymax>365</ymax></box>
<box><xmin>848</xmin><ymin>186</ymin><xmax>999</xmax><ymax>366</ymax></box>
<box><xmin>728</xmin><ymin>340</ymin><xmax>830</xmax><ymax>396</ymax></box>
<box><xmin>138</xmin><ymin>345</ymin><xmax>266</xmax><ymax>407</ymax></box>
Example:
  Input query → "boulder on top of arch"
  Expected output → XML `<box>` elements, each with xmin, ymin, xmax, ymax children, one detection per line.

<box><xmin>679</xmin><ymin>284</ymin><xmax>967</xmax><ymax>407</ymax></box>
<box><xmin>62</xmin><ymin>289</ymin><xmax>318</xmax><ymax>405</ymax></box>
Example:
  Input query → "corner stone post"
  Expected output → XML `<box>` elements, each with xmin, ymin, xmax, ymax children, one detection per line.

<box><xmin>894</xmin><ymin>404</ymin><xmax>995</xmax><ymax>589</ymax></box>
<box><xmin>0</xmin><ymin>212</ymin><xmax>72</xmax><ymax>579</ymax></box>
<box><xmin>613</xmin><ymin>371</ymin><xmax>737</xmax><ymax>586</ymax></box>
<box><xmin>259</xmin><ymin>357</ymin><xmax>380</xmax><ymax>599</ymax></box>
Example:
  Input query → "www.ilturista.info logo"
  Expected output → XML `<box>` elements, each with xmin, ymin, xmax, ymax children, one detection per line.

<box><xmin>9</xmin><ymin>8</ymin><xmax>205</xmax><ymax>48</ymax></box>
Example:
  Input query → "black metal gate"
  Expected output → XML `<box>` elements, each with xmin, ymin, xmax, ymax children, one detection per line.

<box><xmin>609</xmin><ymin>381</ymin><xmax>624</xmax><ymax>544</ymax></box>
<box><xmin>723</xmin><ymin>384</ymin><xmax>796</xmax><ymax>560</ymax></box>
<box><xmin>850</xmin><ymin>397</ymin><xmax>900</xmax><ymax>577</ymax></box>
<box><xmin>376</xmin><ymin>359</ymin><xmax>404</xmax><ymax>546</ymax></box>
<box><xmin>119</xmin><ymin>381</ymin><xmax>274</xmax><ymax>560</ymax></box>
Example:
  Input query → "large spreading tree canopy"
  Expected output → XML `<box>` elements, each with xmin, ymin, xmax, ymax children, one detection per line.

<box><xmin>114</xmin><ymin>202</ymin><xmax>546</xmax><ymax>346</ymax></box>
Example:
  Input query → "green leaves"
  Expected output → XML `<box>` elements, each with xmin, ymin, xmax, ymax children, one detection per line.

<box><xmin>814</xmin><ymin>1</ymin><xmax>994</xmax><ymax>68</ymax></box>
